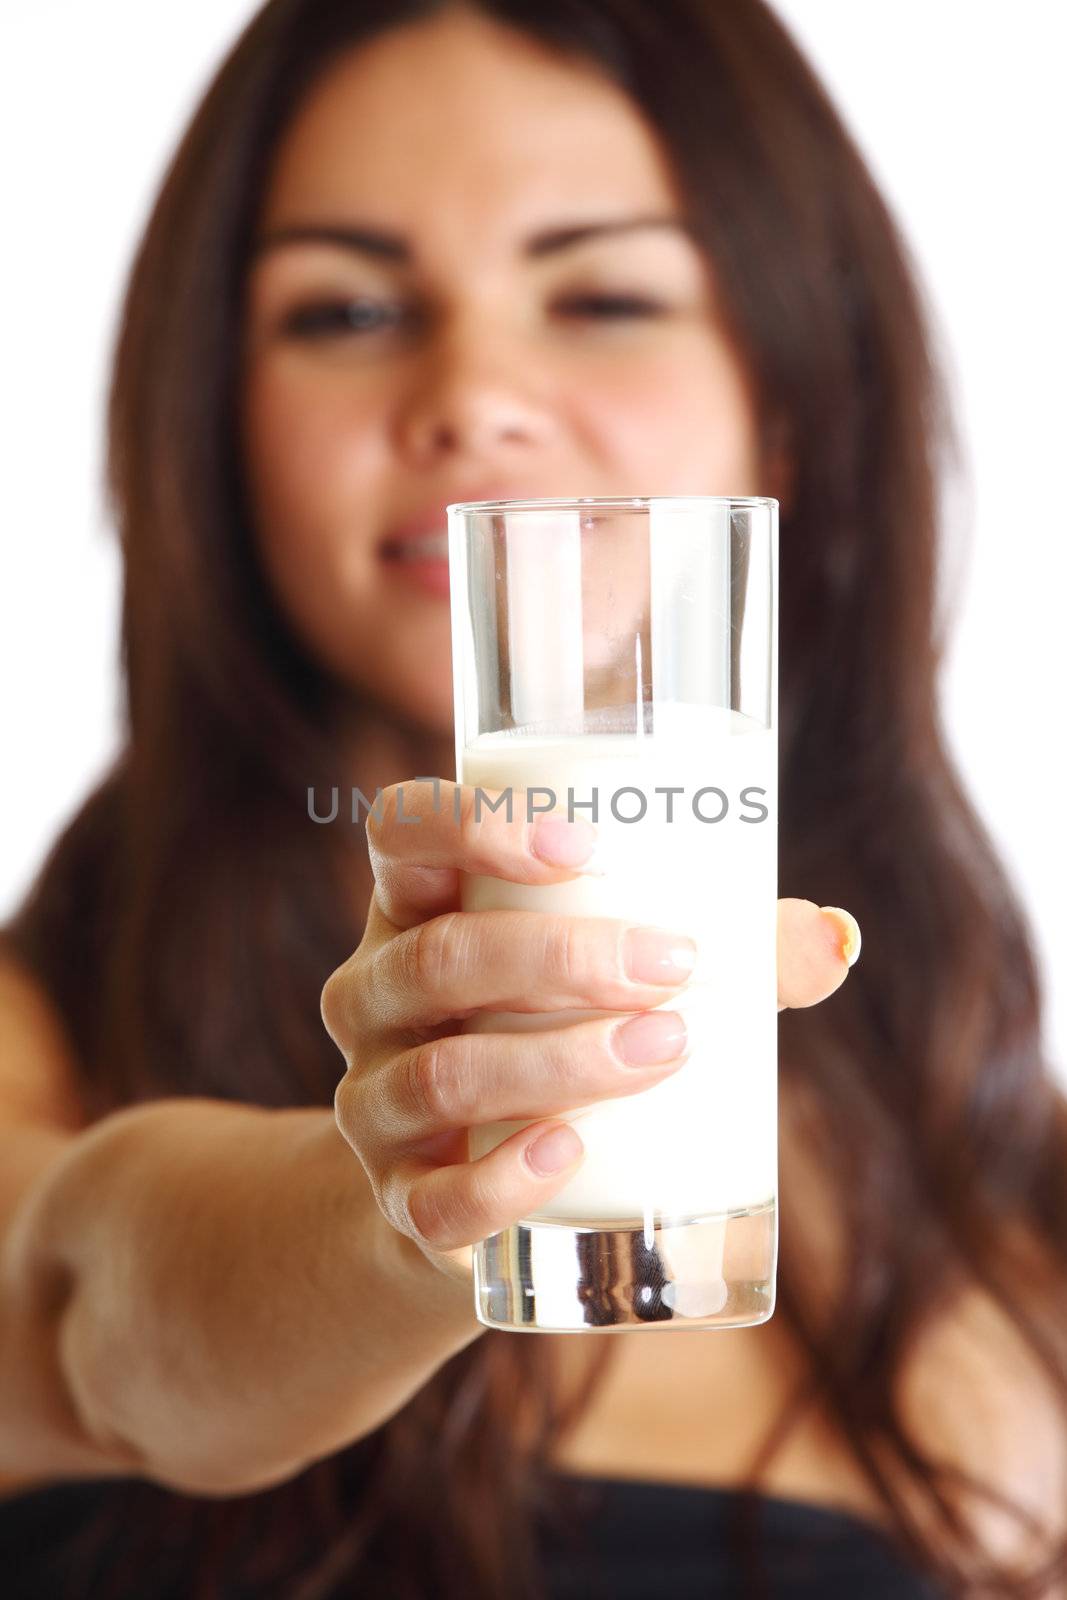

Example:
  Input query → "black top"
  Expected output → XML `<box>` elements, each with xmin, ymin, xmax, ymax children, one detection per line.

<box><xmin>539</xmin><ymin>1473</ymin><xmax>943</xmax><ymax>1598</ymax></box>
<box><xmin>1</xmin><ymin>1470</ymin><xmax>944</xmax><ymax>1599</ymax></box>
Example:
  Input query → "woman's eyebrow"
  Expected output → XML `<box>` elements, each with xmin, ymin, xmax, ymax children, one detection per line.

<box><xmin>252</xmin><ymin>214</ymin><xmax>696</xmax><ymax>261</ymax></box>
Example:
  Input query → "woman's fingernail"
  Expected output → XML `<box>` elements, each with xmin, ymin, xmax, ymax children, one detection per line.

<box><xmin>624</xmin><ymin>927</ymin><xmax>699</xmax><ymax>985</ymax></box>
<box><xmin>526</xmin><ymin>1123</ymin><xmax>585</xmax><ymax>1175</ymax></box>
<box><xmin>529</xmin><ymin>814</ymin><xmax>605</xmax><ymax>874</ymax></box>
<box><xmin>611</xmin><ymin>1010</ymin><xmax>688</xmax><ymax>1067</ymax></box>
<box><xmin>820</xmin><ymin>907</ymin><xmax>862</xmax><ymax>967</ymax></box>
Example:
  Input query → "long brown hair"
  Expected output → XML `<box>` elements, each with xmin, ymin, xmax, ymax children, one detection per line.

<box><xmin>5</xmin><ymin>1</ymin><xmax>1066</xmax><ymax>1595</ymax></box>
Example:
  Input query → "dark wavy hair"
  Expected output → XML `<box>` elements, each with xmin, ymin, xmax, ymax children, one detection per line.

<box><xmin>5</xmin><ymin>1</ymin><xmax>1066</xmax><ymax>1596</ymax></box>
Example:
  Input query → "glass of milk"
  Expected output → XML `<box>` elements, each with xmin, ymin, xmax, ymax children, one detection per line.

<box><xmin>447</xmin><ymin>497</ymin><xmax>778</xmax><ymax>1333</ymax></box>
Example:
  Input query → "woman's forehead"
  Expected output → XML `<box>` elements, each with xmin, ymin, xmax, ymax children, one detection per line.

<box><xmin>259</xmin><ymin>12</ymin><xmax>685</xmax><ymax>237</ymax></box>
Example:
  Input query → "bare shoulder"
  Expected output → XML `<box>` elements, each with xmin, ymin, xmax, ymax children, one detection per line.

<box><xmin>0</xmin><ymin>951</ymin><xmax>89</xmax><ymax>1132</ymax></box>
<box><xmin>897</xmin><ymin>1234</ymin><xmax>1067</xmax><ymax>1574</ymax></box>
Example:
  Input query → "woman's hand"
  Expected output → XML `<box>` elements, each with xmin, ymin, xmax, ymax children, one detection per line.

<box><xmin>323</xmin><ymin>781</ymin><xmax>861</xmax><ymax>1284</ymax></box>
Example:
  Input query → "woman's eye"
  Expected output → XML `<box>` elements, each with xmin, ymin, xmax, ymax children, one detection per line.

<box><xmin>277</xmin><ymin>292</ymin><xmax>666</xmax><ymax>343</ymax></box>
<box><xmin>556</xmin><ymin>294</ymin><xmax>666</xmax><ymax>320</ymax></box>
<box><xmin>280</xmin><ymin>299</ymin><xmax>409</xmax><ymax>339</ymax></box>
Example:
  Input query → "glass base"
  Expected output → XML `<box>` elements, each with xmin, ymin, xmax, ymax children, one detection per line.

<box><xmin>473</xmin><ymin>1197</ymin><xmax>776</xmax><ymax>1333</ymax></box>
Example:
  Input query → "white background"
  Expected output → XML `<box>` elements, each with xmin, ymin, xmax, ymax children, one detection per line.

<box><xmin>2</xmin><ymin>3</ymin><xmax>1064</xmax><ymax>1073</ymax></box>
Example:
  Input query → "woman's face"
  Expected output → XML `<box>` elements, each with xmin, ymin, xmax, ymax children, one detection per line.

<box><xmin>243</xmin><ymin>7</ymin><xmax>769</xmax><ymax>736</ymax></box>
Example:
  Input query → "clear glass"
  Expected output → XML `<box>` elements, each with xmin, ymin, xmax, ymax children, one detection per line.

<box><xmin>447</xmin><ymin>496</ymin><xmax>778</xmax><ymax>1333</ymax></box>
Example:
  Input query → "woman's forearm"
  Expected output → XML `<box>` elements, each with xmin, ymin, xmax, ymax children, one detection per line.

<box><xmin>3</xmin><ymin>1099</ymin><xmax>483</xmax><ymax>1495</ymax></box>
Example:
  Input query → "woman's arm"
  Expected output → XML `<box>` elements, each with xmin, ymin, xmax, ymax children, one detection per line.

<box><xmin>1</xmin><ymin>1097</ymin><xmax>483</xmax><ymax>1497</ymax></box>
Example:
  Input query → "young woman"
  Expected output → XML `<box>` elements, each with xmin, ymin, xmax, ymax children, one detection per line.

<box><xmin>2</xmin><ymin>2</ymin><xmax>1064</xmax><ymax>1597</ymax></box>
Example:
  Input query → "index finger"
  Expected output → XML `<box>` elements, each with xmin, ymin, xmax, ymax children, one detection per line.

<box><xmin>366</xmin><ymin>779</ymin><xmax>601</xmax><ymax>931</ymax></box>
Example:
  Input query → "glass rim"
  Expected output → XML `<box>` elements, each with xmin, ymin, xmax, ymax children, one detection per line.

<box><xmin>447</xmin><ymin>494</ymin><xmax>778</xmax><ymax>515</ymax></box>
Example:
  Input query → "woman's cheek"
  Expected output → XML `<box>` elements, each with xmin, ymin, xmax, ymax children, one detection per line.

<box><xmin>243</xmin><ymin>366</ymin><xmax>387</xmax><ymax>663</ymax></box>
<box><xmin>580</xmin><ymin>348</ymin><xmax>760</xmax><ymax>490</ymax></box>
<box><xmin>247</xmin><ymin>362</ymin><xmax>372</xmax><ymax>530</ymax></box>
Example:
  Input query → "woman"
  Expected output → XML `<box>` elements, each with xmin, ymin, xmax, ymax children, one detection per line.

<box><xmin>1</xmin><ymin>1</ymin><xmax>1064</xmax><ymax>1596</ymax></box>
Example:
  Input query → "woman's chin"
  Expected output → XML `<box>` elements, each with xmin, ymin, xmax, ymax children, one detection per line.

<box><xmin>366</xmin><ymin>678</ymin><xmax>456</xmax><ymax>745</ymax></box>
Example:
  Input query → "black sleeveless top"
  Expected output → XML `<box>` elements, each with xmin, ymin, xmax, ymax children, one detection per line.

<box><xmin>1</xmin><ymin>1470</ymin><xmax>943</xmax><ymax>1598</ymax></box>
<box><xmin>539</xmin><ymin>1473</ymin><xmax>943</xmax><ymax>1598</ymax></box>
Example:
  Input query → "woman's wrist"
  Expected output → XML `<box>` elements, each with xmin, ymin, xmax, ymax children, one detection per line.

<box><xmin>11</xmin><ymin>1099</ymin><xmax>483</xmax><ymax>1494</ymax></box>
<box><xmin>315</xmin><ymin>1111</ymin><xmax>480</xmax><ymax>1326</ymax></box>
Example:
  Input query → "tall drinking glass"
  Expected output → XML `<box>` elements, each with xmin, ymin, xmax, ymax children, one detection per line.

<box><xmin>447</xmin><ymin>496</ymin><xmax>778</xmax><ymax>1333</ymax></box>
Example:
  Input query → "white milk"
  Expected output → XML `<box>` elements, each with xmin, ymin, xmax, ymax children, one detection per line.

<box><xmin>458</xmin><ymin>701</ymin><xmax>777</xmax><ymax>1227</ymax></box>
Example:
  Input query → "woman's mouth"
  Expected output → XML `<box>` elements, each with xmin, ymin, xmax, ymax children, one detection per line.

<box><xmin>379</xmin><ymin>529</ymin><xmax>451</xmax><ymax>596</ymax></box>
<box><xmin>381</xmin><ymin>530</ymin><xmax>449</xmax><ymax>563</ymax></box>
<box><xmin>379</xmin><ymin>486</ymin><xmax>539</xmax><ymax>598</ymax></box>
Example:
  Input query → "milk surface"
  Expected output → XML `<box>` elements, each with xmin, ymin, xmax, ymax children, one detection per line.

<box><xmin>458</xmin><ymin>702</ymin><xmax>777</xmax><ymax>1226</ymax></box>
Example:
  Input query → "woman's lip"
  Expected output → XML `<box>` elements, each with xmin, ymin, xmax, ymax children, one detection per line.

<box><xmin>379</xmin><ymin>487</ymin><xmax>545</xmax><ymax>552</ymax></box>
<box><xmin>380</xmin><ymin>550</ymin><xmax>448</xmax><ymax>571</ymax></box>
<box><xmin>379</xmin><ymin>529</ymin><xmax>449</xmax><ymax>560</ymax></box>
<box><xmin>381</xmin><ymin>551</ymin><xmax>451</xmax><ymax>598</ymax></box>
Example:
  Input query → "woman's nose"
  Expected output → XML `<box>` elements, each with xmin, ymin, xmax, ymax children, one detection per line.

<box><xmin>393</xmin><ymin>323</ymin><xmax>560</xmax><ymax>463</ymax></box>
